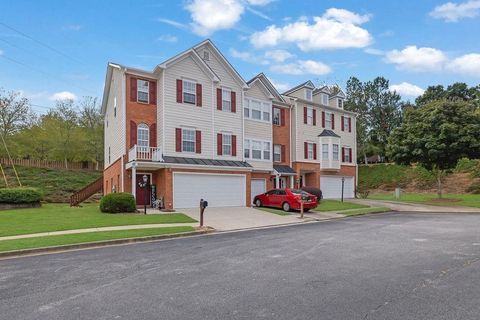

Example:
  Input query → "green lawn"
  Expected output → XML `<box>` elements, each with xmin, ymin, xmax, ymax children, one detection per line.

<box><xmin>369</xmin><ymin>193</ymin><xmax>480</xmax><ymax>208</ymax></box>
<box><xmin>256</xmin><ymin>207</ymin><xmax>291</xmax><ymax>216</ymax></box>
<box><xmin>0</xmin><ymin>203</ymin><xmax>196</xmax><ymax>237</ymax></box>
<box><xmin>313</xmin><ymin>200</ymin><xmax>369</xmax><ymax>212</ymax></box>
<box><xmin>0</xmin><ymin>226</ymin><xmax>195</xmax><ymax>252</ymax></box>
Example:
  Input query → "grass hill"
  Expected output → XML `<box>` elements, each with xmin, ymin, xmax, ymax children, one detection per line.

<box><xmin>0</xmin><ymin>165</ymin><xmax>102</xmax><ymax>203</ymax></box>
<box><xmin>359</xmin><ymin>159</ymin><xmax>480</xmax><ymax>194</ymax></box>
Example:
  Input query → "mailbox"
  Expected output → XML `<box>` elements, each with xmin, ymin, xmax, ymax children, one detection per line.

<box><xmin>200</xmin><ymin>199</ymin><xmax>208</xmax><ymax>209</ymax></box>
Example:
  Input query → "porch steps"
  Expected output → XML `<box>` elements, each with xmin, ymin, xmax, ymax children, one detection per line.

<box><xmin>70</xmin><ymin>176</ymin><xmax>103</xmax><ymax>206</ymax></box>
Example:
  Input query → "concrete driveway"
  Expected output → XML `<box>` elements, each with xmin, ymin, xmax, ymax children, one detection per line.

<box><xmin>179</xmin><ymin>206</ymin><xmax>314</xmax><ymax>231</ymax></box>
<box><xmin>348</xmin><ymin>198</ymin><xmax>480</xmax><ymax>213</ymax></box>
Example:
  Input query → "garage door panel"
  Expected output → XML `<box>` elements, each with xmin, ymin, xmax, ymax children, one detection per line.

<box><xmin>251</xmin><ymin>179</ymin><xmax>266</xmax><ymax>204</ymax></box>
<box><xmin>173</xmin><ymin>173</ymin><xmax>245</xmax><ymax>208</ymax></box>
<box><xmin>321</xmin><ymin>176</ymin><xmax>354</xmax><ymax>199</ymax></box>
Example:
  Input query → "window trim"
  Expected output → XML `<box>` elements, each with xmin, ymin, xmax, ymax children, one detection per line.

<box><xmin>244</xmin><ymin>138</ymin><xmax>272</xmax><ymax>161</ymax></box>
<box><xmin>221</xmin><ymin>88</ymin><xmax>232</xmax><ymax>112</ymax></box>
<box><xmin>273</xmin><ymin>107</ymin><xmax>281</xmax><ymax>126</ymax></box>
<box><xmin>306</xmin><ymin>107</ymin><xmax>314</xmax><ymax>125</ymax></box>
<box><xmin>182</xmin><ymin>79</ymin><xmax>197</xmax><ymax>105</ymax></box>
<box><xmin>343</xmin><ymin>146</ymin><xmax>352</xmax><ymax>163</ymax></box>
<box><xmin>344</xmin><ymin>116</ymin><xmax>350</xmax><ymax>132</ymax></box>
<box><xmin>274</xmin><ymin>144</ymin><xmax>282</xmax><ymax>162</ymax></box>
<box><xmin>137</xmin><ymin>79</ymin><xmax>149</xmax><ymax>104</ymax></box>
<box><xmin>333</xmin><ymin>144</ymin><xmax>339</xmax><ymax>161</ymax></box>
<box><xmin>244</xmin><ymin>97</ymin><xmax>271</xmax><ymax>123</ymax></box>
<box><xmin>321</xmin><ymin>93</ymin><xmax>329</xmax><ymax>106</ymax></box>
<box><xmin>322</xmin><ymin>143</ymin><xmax>329</xmax><ymax>160</ymax></box>
<box><xmin>337</xmin><ymin>98</ymin><xmax>344</xmax><ymax>108</ymax></box>
<box><xmin>305</xmin><ymin>88</ymin><xmax>313</xmax><ymax>101</ymax></box>
<box><xmin>137</xmin><ymin>123</ymin><xmax>150</xmax><ymax>152</ymax></box>
<box><xmin>222</xmin><ymin>133</ymin><xmax>232</xmax><ymax>156</ymax></box>
<box><xmin>307</xmin><ymin>142</ymin><xmax>314</xmax><ymax>160</ymax></box>
<box><xmin>181</xmin><ymin>128</ymin><xmax>196</xmax><ymax>153</ymax></box>
<box><xmin>325</xmin><ymin>111</ymin><xmax>333</xmax><ymax>129</ymax></box>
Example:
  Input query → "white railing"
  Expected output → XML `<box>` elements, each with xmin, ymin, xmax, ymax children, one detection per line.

<box><xmin>128</xmin><ymin>145</ymin><xmax>164</xmax><ymax>162</ymax></box>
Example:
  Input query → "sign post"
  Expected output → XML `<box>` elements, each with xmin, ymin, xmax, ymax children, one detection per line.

<box><xmin>341</xmin><ymin>177</ymin><xmax>345</xmax><ymax>203</ymax></box>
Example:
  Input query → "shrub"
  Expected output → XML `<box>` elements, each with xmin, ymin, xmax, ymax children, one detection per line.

<box><xmin>355</xmin><ymin>187</ymin><xmax>370</xmax><ymax>199</ymax></box>
<box><xmin>100</xmin><ymin>192</ymin><xmax>136</xmax><ymax>213</ymax></box>
<box><xmin>466</xmin><ymin>181</ymin><xmax>480</xmax><ymax>194</ymax></box>
<box><xmin>301</xmin><ymin>186</ymin><xmax>322</xmax><ymax>202</ymax></box>
<box><xmin>410</xmin><ymin>166</ymin><xmax>437</xmax><ymax>188</ymax></box>
<box><xmin>0</xmin><ymin>187</ymin><xmax>42</xmax><ymax>204</ymax></box>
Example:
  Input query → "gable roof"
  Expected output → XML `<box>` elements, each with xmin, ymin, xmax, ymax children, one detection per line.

<box><xmin>247</xmin><ymin>73</ymin><xmax>285</xmax><ymax>103</ymax></box>
<box><xmin>193</xmin><ymin>39</ymin><xmax>248</xmax><ymax>89</ymax></box>
<box><xmin>318</xmin><ymin>129</ymin><xmax>341</xmax><ymax>138</ymax></box>
<box><xmin>282</xmin><ymin>80</ymin><xmax>315</xmax><ymax>96</ymax></box>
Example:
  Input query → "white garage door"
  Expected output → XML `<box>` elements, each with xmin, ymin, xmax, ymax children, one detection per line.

<box><xmin>321</xmin><ymin>176</ymin><xmax>355</xmax><ymax>199</ymax></box>
<box><xmin>251</xmin><ymin>179</ymin><xmax>266</xmax><ymax>204</ymax></box>
<box><xmin>173</xmin><ymin>173</ymin><xmax>246</xmax><ymax>208</ymax></box>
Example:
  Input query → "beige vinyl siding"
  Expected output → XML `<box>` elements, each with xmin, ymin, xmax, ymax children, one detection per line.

<box><xmin>244</xmin><ymin>80</ymin><xmax>273</xmax><ymax>171</ymax></box>
<box><xmin>157</xmin><ymin>70</ymin><xmax>164</xmax><ymax>151</ymax></box>
<box><xmin>195</xmin><ymin>44</ymin><xmax>244</xmax><ymax>161</ymax></box>
<box><xmin>288</xmin><ymin>87</ymin><xmax>310</xmax><ymax>100</ymax></box>
<box><xmin>104</xmin><ymin>68</ymin><xmax>125</xmax><ymax>168</ymax></box>
<box><xmin>163</xmin><ymin>55</ymin><xmax>214</xmax><ymax>158</ymax></box>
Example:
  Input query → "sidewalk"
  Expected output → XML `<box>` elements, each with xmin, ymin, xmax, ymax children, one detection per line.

<box><xmin>0</xmin><ymin>223</ymin><xmax>199</xmax><ymax>241</ymax></box>
<box><xmin>347</xmin><ymin>199</ymin><xmax>480</xmax><ymax>213</ymax></box>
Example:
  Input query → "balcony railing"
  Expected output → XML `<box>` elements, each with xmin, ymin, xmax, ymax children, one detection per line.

<box><xmin>128</xmin><ymin>145</ymin><xmax>163</xmax><ymax>162</ymax></box>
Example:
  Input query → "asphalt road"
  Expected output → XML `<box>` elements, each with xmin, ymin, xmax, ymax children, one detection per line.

<box><xmin>1</xmin><ymin>212</ymin><xmax>480</xmax><ymax>320</ymax></box>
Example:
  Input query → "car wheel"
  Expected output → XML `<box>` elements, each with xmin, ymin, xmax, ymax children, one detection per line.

<box><xmin>255</xmin><ymin>199</ymin><xmax>262</xmax><ymax>207</ymax></box>
<box><xmin>282</xmin><ymin>202</ymin><xmax>291</xmax><ymax>212</ymax></box>
<box><xmin>304</xmin><ymin>209</ymin><xmax>310</xmax><ymax>213</ymax></box>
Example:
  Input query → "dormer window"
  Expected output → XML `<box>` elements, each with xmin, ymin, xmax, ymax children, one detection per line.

<box><xmin>338</xmin><ymin>99</ymin><xmax>343</xmax><ymax>108</ymax></box>
<box><xmin>321</xmin><ymin>94</ymin><xmax>329</xmax><ymax>106</ymax></box>
<box><xmin>305</xmin><ymin>88</ymin><xmax>312</xmax><ymax>101</ymax></box>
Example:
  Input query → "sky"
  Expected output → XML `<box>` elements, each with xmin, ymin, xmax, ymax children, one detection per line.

<box><xmin>0</xmin><ymin>0</ymin><xmax>479</xmax><ymax>114</ymax></box>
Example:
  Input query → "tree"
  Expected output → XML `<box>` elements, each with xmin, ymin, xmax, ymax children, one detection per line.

<box><xmin>415</xmin><ymin>82</ymin><xmax>480</xmax><ymax>106</ymax></box>
<box><xmin>345</xmin><ymin>76</ymin><xmax>403</xmax><ymax>162</ymax></box>
<box><xmin>387</xmin><ymin>101</ymin><xmax>480</xmax><ymax>198</ymax></box>
<box><xmin>0</xmin><ymin>88</ymin><xmax>35</xmax><ymax>152</ymax></box>
<box><xmin>48</xmin><ymin>100</ymin><xmax>79</xmax><ymax>168</ymax></box>
<box><xmin>78</xmin><ymin>97</ymin><xmax>104</xmax><ymax>169</ymax></box>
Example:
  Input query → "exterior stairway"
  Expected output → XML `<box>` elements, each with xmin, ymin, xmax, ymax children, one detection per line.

<box><xmin>70</xmin><ymin>176</ymin><xmax>104</xmax><ymax>206</ymax></box>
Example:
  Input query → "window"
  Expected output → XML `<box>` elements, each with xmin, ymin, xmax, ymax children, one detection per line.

<box><xmin>263</xmin><ymin>142</ymin><xmax>270</xmax><ymax>160</ymax></box>
<box><xmin>222</xmin><ymin>88</ymin><xmax>231</xmax><ymax>111</ymax></box>
<box><xmin>182</xmin><ymin>128</ymin><xmax>195</xmax><ymax>152</ymax></box>
<box><xmin>321</xmin><ymin>94</ymin><xmax>329</xmax><ymax>106</ymax></box>
<box><xmin>244</xmin><ymin>139</ymin><xmax>250</xmax><ymax>159</ymax></box>
<box><xmin>274</xmin><ymin>144</ymin><xmax>282</xmax><ymax>162</ymax></box>
<box><xmin>344</xmin><ymin>147</ymin><xmax>351</xmax><ymax>162</ymax></box>
<box><xmin>252</xmin><ymin>140</ymin><xmax>262</xmax><ymax>160</ymax></box>
<box><xmin>244</xmin><ymin>98</ymin><xmax>271</xmax><ymax>122</ymax></box>
<box><xmin>244</xmin><ymin>139</ymin><xmax>271</xmax><ymax>161</ymax></box>
<box><xmin>222</xmin><ymin>134</ymin><xmax>232</xmax><ymax>155</ymax></box>
<box><xmin>325</xmin><ymin>112</ymin><xmax>332</xmax><ymax>129</ymax></box>
<box><xmin>333</xmin><ymin>144</ymin><xmax>339</xmax><ymax>161</ymax></box>
<box><xmin>307</xmin><ymin>143</ymin><xmax>314</xmax><ymax>160</ymax></box>
<box><xmin>322</xmin><ymin>144</ymin><xmax>329</xmax><ymax>160</ymax></box>
<box><xmin>137</xmin><ymin>124</ymin><xmax>149</xmax><ymax>152</ymax></box>
<box><xmin>137</xmin><ymin>80</ymin><xmax>149</xmax><ymax>103</ymax></box>
<box><xmin>338</xmin><ymin>99</ymin><xmax>343</xmax><ymax>108</ymax></box>
<box><xmin>273</xmin><ymin>108</ymin><xmax>281</xmax><ymax>126</ymax></box>
<box><xmin>307</xmin><ymin>108</ymin><xmax>314</xmax><ymax>125</ymax></box>
<box><xmin>305</xmin><ymin>88</ymin><xmax>312</xmax><ymax>101</ymax></box>
<box><xmin>344</xmin><ymin>116</ymin><xmax>350</xmax><ymax>132</ymax></box>
<box><xmin>203</xmin><ymin>50</ymin><xmax>210</xmax><ymax>60</ymax></box>
<box><xmin>183</xmin><ymin>80</ymin><xmax>196</xmax><ymax>104</ymax></box>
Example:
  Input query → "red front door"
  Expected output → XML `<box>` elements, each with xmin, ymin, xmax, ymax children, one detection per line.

<box><xmin>136</xmin><ymin>174</ymin><xmax>151</xmax><ymax>206</ymax></box>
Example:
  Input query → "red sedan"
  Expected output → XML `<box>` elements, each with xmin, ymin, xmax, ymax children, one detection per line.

<box><xmin>253</xmin><ymin>188</ymin><xmax>318</xmax><ymax>212</ymax></box>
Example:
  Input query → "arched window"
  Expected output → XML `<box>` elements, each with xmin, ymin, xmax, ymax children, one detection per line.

<box><xmin>137</xmin><ymin>123</ymin><xmax>149</xmax><ymax>152</ymax></box>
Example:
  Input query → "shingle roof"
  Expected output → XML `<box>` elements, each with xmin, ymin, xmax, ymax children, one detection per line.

<box><xmin>318</xmin><ymin>129</ymin><xmax>341</xmax><ymax>138</ymax></box>
<box><xmin>273</xmin><ymin>165</ymin><xmax>297</xmax><ymax>175</ymax></box>
<box><xmin>163</xmin><ymin>156</ymin><xmax>252</xmax><ymax>168</ymax></box>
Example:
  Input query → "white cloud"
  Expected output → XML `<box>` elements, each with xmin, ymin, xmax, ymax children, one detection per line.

<box><xmin>229</xmin><ymin>48</ymin><xmax>269</xmax><ymax>65</ymax></box>
<box><xmin>364</xmin><ymin>48</ymin><xmax>384</xmax><ymax>56</ymax></box>
<box><xmin>447</xmin><ymin>53</ymin><xmax>480</xmax><ymax>76</ymax></box>
<box><xmin>323</xmin><ymin>8</ymin><xmax>371</xmax><ymax>24</ymax></box>
<box><xmin>269</xmin><ymin>79</ymin><xmax>290</xmax><ymax>91</ymax></box>
<box><xmin>49</xmin><ymin>91</ymin><xmax>77</xmax><ymax>101</ymax></box>
<box><xmin>264</xmin><ymin>49</ymin><xmax>294</xmax><ymax>62</ymax></box>
<box><xmin>270</xmin><ymin>60</ymin><xmax>331</xmax><ymax>75</ymax></box>
<box><xmin>246</xmin><ymin>0</ymin><xmax>272</xmax><ymax>5</ymax></box>
<box><xmin>250</xmin><ymin>8</ymin><xmax>372</xmax><ymax>51</ymax></box>
<box><xmin>384</xmin><ymin>46</ymin><xmax>447</xmax><ymax>72</ymax></box>
<box><xmin>430</xmin><ymin>0</ymin><xmax>480</xmax><ymax>22</ymax></box>
<box><xmin>156</xmin><ymin>18</ymin><xmax>187</xmax><ymax>30</ymax></box>
<box><xmin>389</xmin><ymin>82</ymin><xmax>425</xmax><ymax>97</ymax></box>
<box><xmin>157</xmin><ymin>34</ymin><xmax>178</xmax><ymax>42</ymax></box>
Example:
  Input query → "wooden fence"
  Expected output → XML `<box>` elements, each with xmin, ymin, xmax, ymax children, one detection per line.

<box><xmin>0</xmin><ymin>158</ymin><xmax>102</xmax><ymax>171</ymax></box>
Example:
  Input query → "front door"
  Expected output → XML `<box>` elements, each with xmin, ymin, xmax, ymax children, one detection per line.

<box><xmin>136</xmin><ymin>174</ymin><xmax>151</xmax><ymax>206</ymax></box>
<box><xmin>279</xmin><ymin>177</ymin><xmax>287</xmax><ymax>189</ymax></box>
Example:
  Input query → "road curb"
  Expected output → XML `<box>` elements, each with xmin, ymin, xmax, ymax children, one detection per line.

<box><xmin>0</xmin><ymin>228</ymin><xmax>214</xmax><ymax>260</ymax></box>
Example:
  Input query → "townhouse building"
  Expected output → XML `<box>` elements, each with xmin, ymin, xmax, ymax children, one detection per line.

<box><xmin>101</xmin><ymin>40</ymin><xmax>357</xmax><ymax>209</ymax></box>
